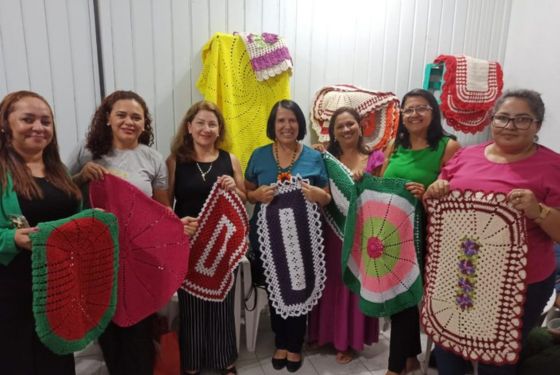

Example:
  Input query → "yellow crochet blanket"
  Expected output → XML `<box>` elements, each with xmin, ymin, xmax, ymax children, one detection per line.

<box><xmin>196</xmin><ymin>32</ymin><xmax>291</xmax><ymax>171</ymax></box>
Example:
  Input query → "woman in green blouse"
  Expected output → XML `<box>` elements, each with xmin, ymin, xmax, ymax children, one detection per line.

<box><xmin>381</xmin><ymin>89</ymin><xmax>460</xmax><ymax>375</ymax></box>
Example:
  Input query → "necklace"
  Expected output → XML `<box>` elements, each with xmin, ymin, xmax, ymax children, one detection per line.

<box><xmin>196</xmin><ymin>162</ymin><xmax>213</xmax><ymax>182</ymax></box>
<box><xmin>273</xmin><ymin>142</ymin><xmax>298</xmax><ymax>182</ymax></box>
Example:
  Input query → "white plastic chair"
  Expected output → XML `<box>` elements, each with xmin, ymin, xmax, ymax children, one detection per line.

<box><xmin>240</xmin><ymin>258</ymin><xmax>269</xmax><ymax>352</ymax></box>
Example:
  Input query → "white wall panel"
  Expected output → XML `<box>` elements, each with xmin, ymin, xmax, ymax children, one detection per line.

<box><xmin>504</xmin><ymin>0</ymin><xmax>560</xmax><ymax>152</ymax></box>
<box><xmin>0</xmin><ymin>0</ymin><xmax>99</xmax><ymax>159</ymax></box>
<box><xmin>1</xmin><ymin>0</ymin><xmax>513</xmax><ymax>158</ymax></box>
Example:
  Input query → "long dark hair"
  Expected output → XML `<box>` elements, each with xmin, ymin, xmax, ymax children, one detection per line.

<box><xmin>170</xmin><ymin>100</ymin><xmax>226</xmax><ymax>163</ymax></box>
<box><xmin>326</xmin><ymin>106</ymin><xmax>369</xmax><ymax>158</ymax></box>
<box><xmin>0</xmin><ymin>90</ymin><xmax>81</xmax><ymax>200</ymax></box>
<box><xmin>394</xmin><ymin>89</ymin><xmax>455</xmax><ymax>150</ymax></box>
<box><xmin>86</xmin><ymin>90</ymin><xmax>153</xmax><ymax>159</ymax></box>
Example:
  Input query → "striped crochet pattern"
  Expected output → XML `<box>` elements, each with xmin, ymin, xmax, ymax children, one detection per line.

<box><xmin>237</xmin><ymin>32</ymin><xmax>293</xmax><ymax>81</ymax></box>
<box><xmin>181</xmin><ymin>183</ymin><xmax>249</xmax><ymax>301</ymax></box>
<box><xmin>422</xmin><ymin>190</ymin><xmax>528</xmax><ymax>365</ymax></box>
<box><xmin>256</xmin><ymin>175</ymin><xmax>326</xmax><ymax>318</ymax></box>
<box><xmin>321</xmin><ymin>151</ymin><xmax>355</xmax><ymax>239</ymax></box>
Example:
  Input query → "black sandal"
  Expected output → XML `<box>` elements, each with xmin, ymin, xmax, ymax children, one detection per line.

<box><xmin>219</xmin><ymin>365</ymin><xmax>237</xmax><ymax>375</ymax></box>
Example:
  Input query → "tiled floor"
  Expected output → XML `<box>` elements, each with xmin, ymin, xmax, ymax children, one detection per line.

<box><xmin>232</xmin><ymin>314</ymin><xmax>437</xmax><ymax>375</ymax></box>
<box><xmin>74</xmin><ymin>310</ymin><xmax>439</xmax><ymax>374</ymax></box>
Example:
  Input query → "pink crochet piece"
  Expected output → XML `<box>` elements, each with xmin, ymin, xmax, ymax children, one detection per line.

<box><xmin>89</xmin><ymin>174</ymin><xmax>190</xmax><ymax>327</ymax></box>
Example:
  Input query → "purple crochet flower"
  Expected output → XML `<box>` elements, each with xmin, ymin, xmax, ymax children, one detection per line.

<box><xmin>458</xmin><ymin>277</ymin><xmax>473</xmax><ymax>293</ymax></box>
<box><xmin>247</xmin><ymin>33</ymin><xmax>254</xmax><ymax>44</ymax></box>
<box><xmin>458</xmin><ymin>259</ymin><xmax>475</xmax><ymax>275</ymax></box>
<box><xmin>456</xmin><ymin>294</ymin><xmax>473</xmax><ymax>310</ymax></box>
<box><xmin>261</xmin><ymin>32</ymin><xmax>278</xmax><ymax>44</ymax></box>
<box><xmin>462</xmin><ymin>239</ymin><xmax>479</xmax><ymax>256</ymax></box>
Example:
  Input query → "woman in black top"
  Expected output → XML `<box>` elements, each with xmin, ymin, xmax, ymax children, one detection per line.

<box><xmin>0</xmin><ymin>91</ymin><xmax>82</xmax><ymax>374</ymax></box>
<box><xmin>167</xmin><ymin>100</ymin><xmax>246</xmax><ymax>375</ymax></box>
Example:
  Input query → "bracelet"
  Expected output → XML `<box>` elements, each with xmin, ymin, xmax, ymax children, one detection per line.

<box><xmin>534</xmin><ymin>203</ymin><xmax>551</xmax><ymax>224</ymax></box>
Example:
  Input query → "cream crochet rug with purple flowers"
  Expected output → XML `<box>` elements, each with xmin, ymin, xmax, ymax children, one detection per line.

<box><xmin>422</xmin><ymin>190</ymin><xmax>528</xmax><ymax>365</ymax></box>
<box><xmin>256</xmin><ymin>175</ymin><xmax>326</xmax><ymax>318</ymax></box>
<box><xmin>238</xmin><ymin>32</ymin><xmax>293</xmax><ymax>81</ymax></box>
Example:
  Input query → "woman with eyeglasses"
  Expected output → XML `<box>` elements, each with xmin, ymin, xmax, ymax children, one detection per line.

<box><xmin>381</xmin><ymin>89</ymin><xmax>460</xmax><ymax>375</ymax></box>
<box><xmin>425</xmin><ymin>89</ymin><xmax>560</xmax><ymax>375</ymax></box>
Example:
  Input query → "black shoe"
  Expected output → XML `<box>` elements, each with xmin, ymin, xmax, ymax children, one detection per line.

<box><xmin>286</xmin><ymin>358</ymin><xmax>303</xmax><ymax>373</ymax></box>
<box><xmin>219</xmin><ymin>366</ymin><xmax>237</xmax><ymax>375</ymax></box>
<box><xmin>271</xmin><ymin>357</ymin><xmax>287</xmax><ymax>370</ymax></box>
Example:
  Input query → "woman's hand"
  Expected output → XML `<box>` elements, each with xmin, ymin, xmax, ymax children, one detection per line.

<box><xmin>507</xmin><ymin>189</ymin><xmax>541</xmax><ymax>219</ymax></box>
<box><xmin>405</xmin><ymin>182</ymin><xmax>425</xmax><ymax>200</ymax></box>
<box><xmin>424</xmin><ymin>179</ymin><xmax>450</xmax><ymax>199</ymax></box>
<box><xmin>77</xmin><ymin>161</ymin><xmax>108</xmax><ymax>184</ymax></box>
<box><xmin>14</xmin><ymin>227</ymin><xmax>38</xmax><ymax>251</ymax></box>
<box><xmin>251</xmin><ymin>185</ymin><xmax>276</xmax><ymax>204</ymax></box>
<box><xmin>217</xmin><ymin>175</ymin><xmax>237</xmax><ymax>192</ymax></box>
<box><xmin>301</xmin><ymin>182</ymin><xmax>331</xmax><ymax>206</ymax></box>
<box><xmin>180</xmin><ymin>216</ymin><xmax>199</xmax><ymax>237</ymax></box>
<box><xmin>352</xmin><ymin>169</ymin><xmax>365</xmax><ymax>181</ymax></box>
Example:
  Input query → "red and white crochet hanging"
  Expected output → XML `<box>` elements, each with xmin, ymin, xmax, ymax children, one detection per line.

<box><xmin>311</xmin><ymin>84</ymin><xmax>399</xmax><ymax>150</ymax></box>
<box><xmin>435</xmin><ymin>55</ymin><xmax>503</xmax><ymax>134</ymax></box>
<box><xmin>181</xmin><ymin>183</ymin><xmax>249</xmax><ymax>302</ymax></box>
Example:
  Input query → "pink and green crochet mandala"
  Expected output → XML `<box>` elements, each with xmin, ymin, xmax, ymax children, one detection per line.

<box><xmin>342</xmin><ymin>175</ymin><xmax>423</xmax><ymax>317</ymax></box>
<box><xmin>30</xmin><ymin>209</ymin><xmax>119</xmax><ymax>354</ymax></box>
<box><xmin>422</xmin><ymin>190</ymin><xmax>528</xmax><ymax>365</ymax></box>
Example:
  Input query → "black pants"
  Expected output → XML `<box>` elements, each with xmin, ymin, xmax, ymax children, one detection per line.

<box><xmin>0</xmin><ymin>296</ymin><xmax>75</xmax><ymax>375</ymax></box>
<box><xmin>1</xmin><ymin>254</ymin><xmax>75</xmax><ymax>375</ymax></box>
<box><xmin>269</xmin><ymin>299</ymin><xmax>307</xmax><ymax>353</ymax></box>
<box><xmin>388</xmin><ymin>305</ymin><xmax>421</xmax><ymax>373</ymax></box>
<box><xmin>98</xmin><ymin>315</ymin><xmax>155</xmax><ymax>375</ymax></box>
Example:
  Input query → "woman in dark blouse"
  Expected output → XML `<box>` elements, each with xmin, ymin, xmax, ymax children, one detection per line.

<box><xmin>0</xmin><ymin>91</ymin><xmax>82</xmax><ymax>374</ymax></box>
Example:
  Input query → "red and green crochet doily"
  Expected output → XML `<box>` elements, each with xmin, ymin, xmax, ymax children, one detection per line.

<box><xmin>30</xmin><ymin>209</ymin><xmax>119</xmax><ymax>354</ymax></box>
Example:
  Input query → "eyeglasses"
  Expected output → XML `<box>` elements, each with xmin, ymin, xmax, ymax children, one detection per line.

<box><xmin>401</xmin><ymin>105</ymin><xmax>432</xmax><ymax>117</ymax></box>
<box><xmin>491</xmin><ymin>115</ymin><xmax>537</xmax><ymax>130</ymax></box>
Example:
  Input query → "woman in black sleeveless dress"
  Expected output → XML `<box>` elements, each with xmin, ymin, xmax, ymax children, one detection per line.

<box><xmin>0</xmin><ymin>91</ymin><xmax>82</xmax><ymax>374</ymax></box>
<box><xmin>167</xmin><ymin>101</ymin><xmax>246</xmax><ymax>375</ymax></box>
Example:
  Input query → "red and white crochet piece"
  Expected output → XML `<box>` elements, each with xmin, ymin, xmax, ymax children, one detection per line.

<box><xmin>181</xmin><ymin>183</ymin><xmax>249</xmax><ymax>301</ymax></box>
<box><xmin>436</xmin><ymin>55</ymin><xmax>503</xmax><ymax>134</ymax></box>
<box><xmin>422</xmin><ymin>190</ymin><xmax>528</xmax><ymax>365</ymax></box>
<box><xmin>311</xmin><ymin>84</ymin><xmax>399</xmax><ymax>150</ymax></box>
<box><xmin>238</xmin><ymin>32</ymin><xmax>293</xmax><ymax>81</ymax></box>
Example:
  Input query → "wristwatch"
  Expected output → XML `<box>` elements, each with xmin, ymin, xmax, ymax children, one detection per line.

<box><xmin>534</xmin><ymin>203</ymin><xmax>551</xmax><ymax>224</ymax></box>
